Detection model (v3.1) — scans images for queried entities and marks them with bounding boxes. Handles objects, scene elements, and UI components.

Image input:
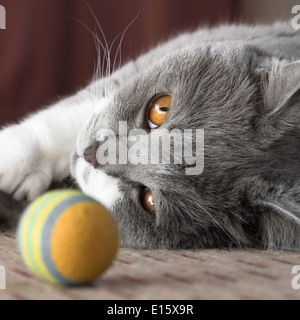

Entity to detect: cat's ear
[256,60,300,116]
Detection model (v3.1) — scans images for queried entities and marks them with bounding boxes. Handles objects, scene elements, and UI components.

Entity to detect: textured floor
[0,228,300,300]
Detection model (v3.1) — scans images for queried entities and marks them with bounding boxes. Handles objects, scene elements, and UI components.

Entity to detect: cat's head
[71,42,300,249]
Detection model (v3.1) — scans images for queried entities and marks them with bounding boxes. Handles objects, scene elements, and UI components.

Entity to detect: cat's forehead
[114,42,254,101]
[140,42,253,77]
[105,43,256,131]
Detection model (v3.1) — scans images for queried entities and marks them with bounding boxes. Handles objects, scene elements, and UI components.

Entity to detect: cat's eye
[147,95,171,129]
[142,188,156,216]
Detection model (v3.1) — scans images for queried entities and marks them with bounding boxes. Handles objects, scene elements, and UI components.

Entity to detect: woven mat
[0,229,300,300]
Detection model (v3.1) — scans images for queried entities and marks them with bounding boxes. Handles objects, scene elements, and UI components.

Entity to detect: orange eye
[142,189,156,216]
[148,95,171,128]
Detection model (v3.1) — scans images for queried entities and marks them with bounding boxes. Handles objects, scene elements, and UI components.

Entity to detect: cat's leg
[0,87,96,201]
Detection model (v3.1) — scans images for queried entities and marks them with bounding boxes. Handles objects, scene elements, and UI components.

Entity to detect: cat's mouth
[70,148,123,210]
[70,146,98,179]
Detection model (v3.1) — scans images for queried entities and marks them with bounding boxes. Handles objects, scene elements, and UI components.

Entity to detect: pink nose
[83,141,99,169]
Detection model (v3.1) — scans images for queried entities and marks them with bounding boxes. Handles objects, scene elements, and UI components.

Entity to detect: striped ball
[17,189,119,285]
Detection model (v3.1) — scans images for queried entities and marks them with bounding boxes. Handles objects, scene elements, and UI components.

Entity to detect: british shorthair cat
[0,22,299,250]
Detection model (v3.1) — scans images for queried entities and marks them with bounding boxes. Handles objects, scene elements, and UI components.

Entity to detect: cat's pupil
[159,107,169,112]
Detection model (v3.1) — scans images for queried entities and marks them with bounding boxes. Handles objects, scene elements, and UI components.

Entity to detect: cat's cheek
[74,158,122,210]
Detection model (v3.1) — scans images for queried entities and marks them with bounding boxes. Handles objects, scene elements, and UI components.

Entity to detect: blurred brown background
[0,0,298,125]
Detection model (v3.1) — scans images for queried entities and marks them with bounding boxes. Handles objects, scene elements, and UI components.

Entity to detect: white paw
[0,125,52,201]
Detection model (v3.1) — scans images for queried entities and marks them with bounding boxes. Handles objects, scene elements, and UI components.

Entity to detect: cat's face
[70,43,300,249]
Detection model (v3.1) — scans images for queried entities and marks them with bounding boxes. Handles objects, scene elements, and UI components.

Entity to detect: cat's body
[0,22,299,250]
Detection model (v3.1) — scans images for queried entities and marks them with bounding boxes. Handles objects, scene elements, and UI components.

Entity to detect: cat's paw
[0,125,52,201]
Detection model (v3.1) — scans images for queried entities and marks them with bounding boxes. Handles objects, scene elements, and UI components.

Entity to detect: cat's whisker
[86,3,120,99]
[69,16,107,58]
[75,5,140,98]
[69,179,78,190]
[86,4,110,72]
[92,37,102,103]
[68,15,108,102]
[112,10,141,75]
[197,203,239,246]
[95,33,104,80]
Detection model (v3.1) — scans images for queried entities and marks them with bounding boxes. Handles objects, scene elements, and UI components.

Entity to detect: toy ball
[17,189,119,286]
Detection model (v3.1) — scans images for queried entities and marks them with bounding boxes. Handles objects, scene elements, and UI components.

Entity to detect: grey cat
[0,22,299,250]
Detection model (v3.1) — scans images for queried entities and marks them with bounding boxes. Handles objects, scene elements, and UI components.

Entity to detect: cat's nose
[83,141,99,169]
